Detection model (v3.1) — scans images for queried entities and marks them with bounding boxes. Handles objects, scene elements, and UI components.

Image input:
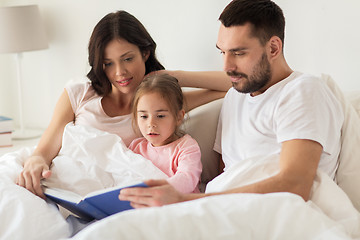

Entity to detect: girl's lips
[147,133,159,137]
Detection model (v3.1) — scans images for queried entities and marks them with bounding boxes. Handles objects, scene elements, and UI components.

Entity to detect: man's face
[216,23,272,96]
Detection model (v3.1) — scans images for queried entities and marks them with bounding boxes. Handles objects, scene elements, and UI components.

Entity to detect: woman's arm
[183,89,226,112]
[160,70,230,111]
[166,70,231,91]
[16,90,75,198]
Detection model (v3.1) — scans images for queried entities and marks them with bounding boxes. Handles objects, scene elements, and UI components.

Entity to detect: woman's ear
[177,109,185,126]
[143,50,150,61]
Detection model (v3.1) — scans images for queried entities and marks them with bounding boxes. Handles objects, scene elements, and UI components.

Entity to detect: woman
[16,10,230,198]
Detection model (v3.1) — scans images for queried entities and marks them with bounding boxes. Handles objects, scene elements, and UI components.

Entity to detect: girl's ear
[177,109,185,126]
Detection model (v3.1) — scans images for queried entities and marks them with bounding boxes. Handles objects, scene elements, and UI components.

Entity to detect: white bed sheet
[68,154,360,240]
[0,124,167,240]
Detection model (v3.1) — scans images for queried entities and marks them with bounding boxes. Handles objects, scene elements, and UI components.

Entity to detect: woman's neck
[101,91,134,117]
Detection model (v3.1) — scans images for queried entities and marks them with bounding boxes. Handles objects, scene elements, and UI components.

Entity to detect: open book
[44,182,147,221]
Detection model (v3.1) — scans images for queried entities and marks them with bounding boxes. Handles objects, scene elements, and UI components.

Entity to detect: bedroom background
[0,0,359,131]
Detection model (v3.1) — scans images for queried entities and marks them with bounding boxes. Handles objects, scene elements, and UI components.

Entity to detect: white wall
[0,0,359,129]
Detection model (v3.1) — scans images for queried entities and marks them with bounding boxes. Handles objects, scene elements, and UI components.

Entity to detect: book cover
[44,182,148,221]
[0,132,12,147]
[0,116,14,133]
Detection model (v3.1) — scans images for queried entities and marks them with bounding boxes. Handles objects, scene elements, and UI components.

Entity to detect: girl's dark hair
[219,0,285,46]
[132,74,185,138]
[87,10,165,96]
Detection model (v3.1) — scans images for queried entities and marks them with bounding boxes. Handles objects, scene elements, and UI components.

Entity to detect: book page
[43,187,83,203]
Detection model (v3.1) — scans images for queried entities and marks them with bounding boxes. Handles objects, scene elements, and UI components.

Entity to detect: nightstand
[0,137,40,157]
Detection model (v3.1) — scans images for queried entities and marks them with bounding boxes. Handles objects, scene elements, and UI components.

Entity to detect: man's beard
[227,52,272,94]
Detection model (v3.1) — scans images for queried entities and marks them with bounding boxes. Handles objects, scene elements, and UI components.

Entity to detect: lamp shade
[0,5,48,53]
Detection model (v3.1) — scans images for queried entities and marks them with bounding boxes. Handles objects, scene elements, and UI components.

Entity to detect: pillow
[322,74,360,212]
[182,99,223,192]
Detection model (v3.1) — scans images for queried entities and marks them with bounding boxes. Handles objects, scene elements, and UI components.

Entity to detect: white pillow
[322,74,360,212]
[182,99,223,192]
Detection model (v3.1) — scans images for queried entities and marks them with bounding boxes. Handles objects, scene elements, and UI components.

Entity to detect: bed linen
[0,124,167,240]
[68,154,360,240]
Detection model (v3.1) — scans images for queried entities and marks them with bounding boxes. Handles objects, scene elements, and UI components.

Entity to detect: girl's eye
[140,115,148,119]
[157,115,165,119]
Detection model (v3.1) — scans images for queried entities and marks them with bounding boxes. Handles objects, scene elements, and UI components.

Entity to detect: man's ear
[267,36,283,60]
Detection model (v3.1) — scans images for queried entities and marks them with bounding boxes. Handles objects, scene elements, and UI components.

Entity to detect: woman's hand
[16,155,52,199]
[119,179,185,208]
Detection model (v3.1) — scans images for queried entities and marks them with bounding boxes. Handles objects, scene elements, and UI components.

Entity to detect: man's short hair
[219,0,285,46]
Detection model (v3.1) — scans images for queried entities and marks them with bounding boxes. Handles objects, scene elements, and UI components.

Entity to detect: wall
[0,0,359,129]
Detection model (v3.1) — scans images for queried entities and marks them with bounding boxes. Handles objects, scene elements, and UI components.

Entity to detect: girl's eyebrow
[137,109,169,113]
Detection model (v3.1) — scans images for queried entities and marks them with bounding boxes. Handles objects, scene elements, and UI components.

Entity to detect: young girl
[128,74,202,194]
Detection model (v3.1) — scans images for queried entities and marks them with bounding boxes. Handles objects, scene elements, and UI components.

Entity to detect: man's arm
[119,139,322,207]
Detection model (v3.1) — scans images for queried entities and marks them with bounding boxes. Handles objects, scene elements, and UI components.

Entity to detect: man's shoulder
[284,72,326,90]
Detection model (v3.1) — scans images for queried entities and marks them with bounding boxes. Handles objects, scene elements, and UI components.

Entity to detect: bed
[0,74,359,240]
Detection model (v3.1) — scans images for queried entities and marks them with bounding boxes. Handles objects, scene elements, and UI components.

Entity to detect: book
[44,182,148,221]
[0,116,14,133]
[0,132,12,147]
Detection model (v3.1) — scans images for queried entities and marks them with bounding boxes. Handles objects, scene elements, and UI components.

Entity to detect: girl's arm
[16,90,75,198]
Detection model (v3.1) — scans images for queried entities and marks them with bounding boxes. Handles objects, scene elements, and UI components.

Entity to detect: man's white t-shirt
[214,71,343,179]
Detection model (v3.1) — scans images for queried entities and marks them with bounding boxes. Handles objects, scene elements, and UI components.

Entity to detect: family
[17,0,342,223]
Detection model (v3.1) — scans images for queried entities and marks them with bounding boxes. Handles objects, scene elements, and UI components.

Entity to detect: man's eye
[234,52,245,56]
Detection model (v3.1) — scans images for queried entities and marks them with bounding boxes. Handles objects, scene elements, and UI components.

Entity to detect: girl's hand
[16,155,52,199]
[119,179,185,208]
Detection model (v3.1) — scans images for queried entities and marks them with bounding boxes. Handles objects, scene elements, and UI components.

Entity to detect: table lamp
[0,5,48,139]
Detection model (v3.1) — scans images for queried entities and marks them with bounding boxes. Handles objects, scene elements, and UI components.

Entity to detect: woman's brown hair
[87,10,164,96]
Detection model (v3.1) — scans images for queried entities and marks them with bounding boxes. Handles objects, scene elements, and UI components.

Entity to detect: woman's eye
[103,62,112,67]
[124,57,133,62]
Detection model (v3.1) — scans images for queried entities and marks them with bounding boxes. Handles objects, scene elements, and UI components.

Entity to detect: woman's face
[103,38,149,95]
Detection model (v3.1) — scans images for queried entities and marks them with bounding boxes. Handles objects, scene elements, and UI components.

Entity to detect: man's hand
[119,179,185,208]
[16,155,51,199]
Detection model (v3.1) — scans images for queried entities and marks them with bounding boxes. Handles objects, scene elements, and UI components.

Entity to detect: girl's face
[103,38,149,95]
[136,92,184,147]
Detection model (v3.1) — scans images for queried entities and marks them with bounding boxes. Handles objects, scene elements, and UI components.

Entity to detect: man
[119,0,343,207]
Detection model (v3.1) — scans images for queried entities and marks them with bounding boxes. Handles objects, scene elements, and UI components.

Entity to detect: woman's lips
[117,77,132,86]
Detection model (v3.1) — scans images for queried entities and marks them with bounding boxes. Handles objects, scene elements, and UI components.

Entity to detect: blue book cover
[44,182,148,221]
[0,116,14,133]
